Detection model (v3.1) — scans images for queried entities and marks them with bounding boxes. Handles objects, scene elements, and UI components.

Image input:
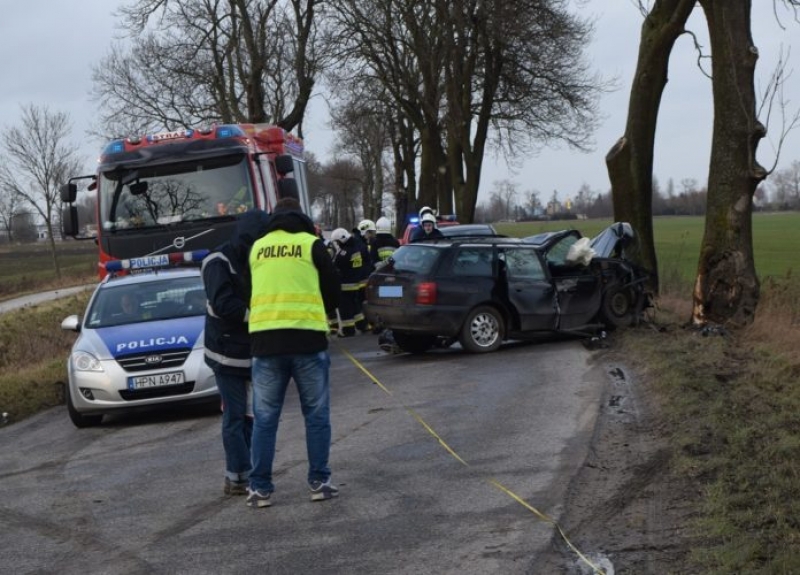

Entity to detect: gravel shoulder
[535,340,701,574]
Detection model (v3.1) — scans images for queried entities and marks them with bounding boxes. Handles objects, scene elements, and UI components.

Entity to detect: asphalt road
[0,284,96,315]
[0,333,609,575]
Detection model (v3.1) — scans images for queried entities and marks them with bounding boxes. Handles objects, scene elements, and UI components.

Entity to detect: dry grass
[618,280,800,574]
[0,291,91,423]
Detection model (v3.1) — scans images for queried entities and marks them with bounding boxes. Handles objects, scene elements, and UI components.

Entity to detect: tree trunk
[693,0,764,327]
[46,222,62,280]
[605,0,695,292]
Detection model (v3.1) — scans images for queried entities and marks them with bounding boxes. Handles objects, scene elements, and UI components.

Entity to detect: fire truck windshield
[99,154,254,231]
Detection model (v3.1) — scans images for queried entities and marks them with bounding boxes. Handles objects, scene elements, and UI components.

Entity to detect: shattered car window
[390,245,440,274]
[501,248,546,281]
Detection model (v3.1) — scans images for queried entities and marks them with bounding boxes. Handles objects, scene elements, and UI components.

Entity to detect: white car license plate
[378,285,403,298]
[128,371,185,390]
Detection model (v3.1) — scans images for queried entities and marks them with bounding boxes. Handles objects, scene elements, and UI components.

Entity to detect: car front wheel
[67,386,103,428]
[599,284,637,329]
[459,306,504,353]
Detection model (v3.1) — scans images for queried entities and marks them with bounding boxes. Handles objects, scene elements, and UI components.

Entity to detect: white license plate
[378,285,403,298]
[128,371,185,390]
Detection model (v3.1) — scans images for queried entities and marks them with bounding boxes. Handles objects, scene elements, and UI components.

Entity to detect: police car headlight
[73,351,104,372]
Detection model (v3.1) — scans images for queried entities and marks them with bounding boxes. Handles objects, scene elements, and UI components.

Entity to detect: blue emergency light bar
[103,249,209,273]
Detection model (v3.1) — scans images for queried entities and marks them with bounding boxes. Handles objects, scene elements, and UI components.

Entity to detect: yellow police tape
[336,343,607,575]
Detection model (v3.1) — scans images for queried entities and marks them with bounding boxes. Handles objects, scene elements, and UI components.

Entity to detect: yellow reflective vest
[249,230,328,333]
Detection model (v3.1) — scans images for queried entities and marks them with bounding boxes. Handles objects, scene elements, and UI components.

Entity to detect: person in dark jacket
[410,212,445,242]
[202,209,270,496]
[371,216,400,265]
[246,197,341,507]
[329,227,372,336]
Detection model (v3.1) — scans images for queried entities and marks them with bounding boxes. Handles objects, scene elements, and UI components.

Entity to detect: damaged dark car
[363,222,651,354]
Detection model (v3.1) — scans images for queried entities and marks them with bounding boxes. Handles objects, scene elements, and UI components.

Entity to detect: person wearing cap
[202,209,270,496]
[410,212,445,242]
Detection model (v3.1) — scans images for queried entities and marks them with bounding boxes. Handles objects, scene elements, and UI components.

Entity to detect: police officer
[246,198,340,507]
[202,210,270,496]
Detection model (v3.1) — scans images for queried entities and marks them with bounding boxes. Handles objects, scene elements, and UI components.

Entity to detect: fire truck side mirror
[62,205,80,237]
[60,183,77,203]
[275,154,295,176]
[277,178,299,201]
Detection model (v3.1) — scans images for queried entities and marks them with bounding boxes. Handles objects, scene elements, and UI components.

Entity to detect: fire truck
[61,124,311,277]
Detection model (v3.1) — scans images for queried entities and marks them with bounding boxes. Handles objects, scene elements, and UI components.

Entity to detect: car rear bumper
[364,303,463,336]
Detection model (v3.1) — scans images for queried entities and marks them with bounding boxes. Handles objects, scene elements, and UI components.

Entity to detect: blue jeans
[214,370,253,482]
[249,351,332,493]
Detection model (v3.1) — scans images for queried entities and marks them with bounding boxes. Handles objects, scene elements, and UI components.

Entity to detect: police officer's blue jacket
[202,210,270,376]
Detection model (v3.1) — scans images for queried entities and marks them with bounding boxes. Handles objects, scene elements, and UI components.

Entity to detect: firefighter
[410,212,445,242]
[329,227,371,336]
[372,216,400,266]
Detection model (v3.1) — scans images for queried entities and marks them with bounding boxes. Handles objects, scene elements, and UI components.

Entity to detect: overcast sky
[2,1,798,205]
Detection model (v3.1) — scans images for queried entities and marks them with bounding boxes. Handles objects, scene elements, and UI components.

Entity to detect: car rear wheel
[459,306,504,353]
[67,387,103,428]
[599,284,637,329]
[392,331,437,354]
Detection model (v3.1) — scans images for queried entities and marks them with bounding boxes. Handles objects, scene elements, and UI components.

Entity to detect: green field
[494,212,799,285]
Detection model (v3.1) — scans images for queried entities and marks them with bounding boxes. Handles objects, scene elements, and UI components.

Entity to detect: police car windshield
[86,276,206,328]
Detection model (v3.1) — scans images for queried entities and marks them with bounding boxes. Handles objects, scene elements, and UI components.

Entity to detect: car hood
[590,222,636,258]
[80,316,205,359]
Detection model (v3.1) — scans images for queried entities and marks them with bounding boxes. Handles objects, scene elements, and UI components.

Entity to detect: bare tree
[691,0,764,327]
[607,0,799,328]
[92,0,325,137]
[329,0,601,223]
[313,157,364,228]
[0,184,24,242]
[605,0,696,290]
[0,105,84,278]
[330,101,392,220]
[768,160,800,208]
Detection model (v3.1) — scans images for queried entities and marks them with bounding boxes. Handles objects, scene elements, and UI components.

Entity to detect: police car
[60,252,217,427]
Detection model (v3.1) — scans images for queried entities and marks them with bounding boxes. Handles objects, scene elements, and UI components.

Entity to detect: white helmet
[420,212,437,224]
[419,206,436,218]
[330,228,351,244]
[357,219,376,235]
[375,216,392,233]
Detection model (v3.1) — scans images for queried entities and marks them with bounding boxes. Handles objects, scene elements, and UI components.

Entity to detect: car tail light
[415,282,437,305]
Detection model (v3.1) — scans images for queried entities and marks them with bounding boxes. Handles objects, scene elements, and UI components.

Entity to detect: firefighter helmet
[419,206,436,218]
[358,219,376,235]
[375,217,392,233]
[420,213,437,224]
[330,228,351,244]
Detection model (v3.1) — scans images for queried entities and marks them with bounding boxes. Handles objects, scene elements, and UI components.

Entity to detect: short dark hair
[274,197,302,212]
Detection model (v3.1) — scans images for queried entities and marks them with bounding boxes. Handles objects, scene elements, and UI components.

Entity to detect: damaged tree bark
[693,1,764,327]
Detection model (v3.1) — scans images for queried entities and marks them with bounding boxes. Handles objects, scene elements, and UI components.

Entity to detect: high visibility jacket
[249,230,328,333]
